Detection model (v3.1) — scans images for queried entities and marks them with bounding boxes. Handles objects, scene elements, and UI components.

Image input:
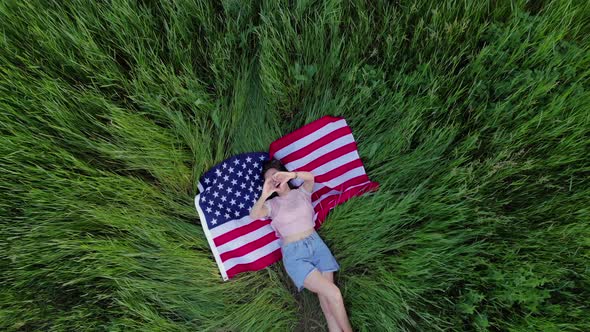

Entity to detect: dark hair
[261,158,297,200]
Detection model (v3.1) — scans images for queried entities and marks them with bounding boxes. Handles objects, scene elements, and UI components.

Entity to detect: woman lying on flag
[249,159,353,332]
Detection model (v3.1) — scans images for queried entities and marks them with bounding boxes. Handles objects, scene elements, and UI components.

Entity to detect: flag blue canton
[197,152,269,229]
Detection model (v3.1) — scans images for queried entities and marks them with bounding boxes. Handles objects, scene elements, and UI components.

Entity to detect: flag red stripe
[219,231,279,262]
[226,248,283,279]
[291,141,360,174]
[213,219,270,247]
[315,181,380,226]
[314,159,368,183]
[311,175,375,215]
[311,174,369,202]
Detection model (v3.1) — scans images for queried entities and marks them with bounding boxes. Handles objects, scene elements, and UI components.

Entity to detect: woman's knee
[326,284,343,304]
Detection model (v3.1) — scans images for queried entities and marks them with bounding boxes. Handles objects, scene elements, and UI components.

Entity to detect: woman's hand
[262,178,279,198]
[272,171,296,187]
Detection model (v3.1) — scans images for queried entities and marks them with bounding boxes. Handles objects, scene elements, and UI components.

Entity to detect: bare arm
[249,179,275,220]
[270,170,315,191]
[249,197,269,220]
[292,171,315,193]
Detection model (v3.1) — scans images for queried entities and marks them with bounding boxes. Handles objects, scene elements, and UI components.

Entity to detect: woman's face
[264,168,289,195]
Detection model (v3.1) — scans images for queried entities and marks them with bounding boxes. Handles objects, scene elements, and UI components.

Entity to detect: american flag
[194,115,379,281]
[269,116,380,228]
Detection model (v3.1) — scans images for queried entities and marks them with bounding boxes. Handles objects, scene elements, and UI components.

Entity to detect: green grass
[1,0,589,331]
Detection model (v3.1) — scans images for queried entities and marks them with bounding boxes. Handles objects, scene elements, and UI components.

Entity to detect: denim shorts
[281,230,340,292]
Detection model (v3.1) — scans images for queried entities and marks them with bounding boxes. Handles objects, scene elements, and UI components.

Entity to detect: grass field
[1,0,589,331]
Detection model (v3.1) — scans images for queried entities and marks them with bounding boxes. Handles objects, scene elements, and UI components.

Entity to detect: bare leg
[317,271,341,332]
[303,269,353,332]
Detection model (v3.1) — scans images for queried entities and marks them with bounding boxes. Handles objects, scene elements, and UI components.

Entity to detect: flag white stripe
[273,119,349,160]
[312,149,359,174]
[278,133,355,170]
[287,147,358,179]
[223,240,281,271]
[209,214,267,238]
[217,227,278,254]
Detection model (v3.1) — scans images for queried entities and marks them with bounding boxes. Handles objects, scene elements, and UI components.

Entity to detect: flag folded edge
[195,182,230,281]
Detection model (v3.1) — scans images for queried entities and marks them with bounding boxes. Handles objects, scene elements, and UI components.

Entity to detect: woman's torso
[282,228,315,245]
[268,187,315,245]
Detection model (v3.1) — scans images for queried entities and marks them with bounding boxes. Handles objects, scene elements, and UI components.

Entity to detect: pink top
[263,186,315,238]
